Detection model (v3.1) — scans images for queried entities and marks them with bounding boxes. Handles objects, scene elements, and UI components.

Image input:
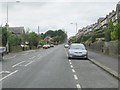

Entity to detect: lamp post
[70,22,78,42]
[6,1,20,53]
[6,1,9,53]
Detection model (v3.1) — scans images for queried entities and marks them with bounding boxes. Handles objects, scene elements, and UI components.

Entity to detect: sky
[0,0,119,37]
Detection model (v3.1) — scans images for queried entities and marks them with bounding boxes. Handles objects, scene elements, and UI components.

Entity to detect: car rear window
[70,44,85,50]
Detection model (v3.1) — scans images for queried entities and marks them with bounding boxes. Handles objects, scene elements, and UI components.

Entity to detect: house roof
[9,27,24,34]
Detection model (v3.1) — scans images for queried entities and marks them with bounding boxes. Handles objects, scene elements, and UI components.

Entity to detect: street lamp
[6,1,20,53]
[70,22,78,42]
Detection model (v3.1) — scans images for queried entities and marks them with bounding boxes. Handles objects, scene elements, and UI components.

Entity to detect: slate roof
[9,27,25,34]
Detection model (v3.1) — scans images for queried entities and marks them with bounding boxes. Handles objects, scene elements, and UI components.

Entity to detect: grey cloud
[0,1,119,37]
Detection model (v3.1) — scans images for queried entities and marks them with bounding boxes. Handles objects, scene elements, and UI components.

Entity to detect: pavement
[88,50,119,79]
[0,45,118,89]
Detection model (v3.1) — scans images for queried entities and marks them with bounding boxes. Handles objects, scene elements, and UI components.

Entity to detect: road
[0,45,118,89]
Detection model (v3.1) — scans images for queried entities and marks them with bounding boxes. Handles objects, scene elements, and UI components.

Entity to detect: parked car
[0,47,6,60]
[37,45,42,48]
[64,44,69,48]
[43,45,49,49]
[67,43,88,59]
[50,44,54,47]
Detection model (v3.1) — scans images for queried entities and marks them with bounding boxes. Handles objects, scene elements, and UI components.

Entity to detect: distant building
[44,36,53,43]
[75,2,119,39]
[116,1,120,20]
[9,27,25,35]
[108,10,117,25]
[76,29,84,38]
[100,15,108,29]
[97,17,105,30]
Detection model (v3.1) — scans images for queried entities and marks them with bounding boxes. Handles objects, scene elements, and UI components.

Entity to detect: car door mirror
[68,47,70,49]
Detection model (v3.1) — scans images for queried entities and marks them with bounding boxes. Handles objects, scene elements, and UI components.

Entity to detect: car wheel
[68,56,71,59]
[85,56,88,59]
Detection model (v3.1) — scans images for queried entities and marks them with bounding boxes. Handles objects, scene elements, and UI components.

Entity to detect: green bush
[38,40,46,46]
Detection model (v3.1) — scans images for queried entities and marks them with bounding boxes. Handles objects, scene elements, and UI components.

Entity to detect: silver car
[68,43,88,59]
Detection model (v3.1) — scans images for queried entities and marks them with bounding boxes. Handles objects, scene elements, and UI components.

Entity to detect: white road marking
[76,84,81,88]
[29,56,35,59]
[72,69,75,73]
[69,60,71,62]
[70,65,73,68]
[25,61,33,66]
[0,71,4,74]
[5,55,16,59]
[3,71,11,74]
[0,70,18,81]
[74,75,78,80]
[12,61,25,67]
[70,62,72,65]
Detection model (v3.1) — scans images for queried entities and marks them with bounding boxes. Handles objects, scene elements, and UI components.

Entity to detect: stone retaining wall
[86,40,119,57]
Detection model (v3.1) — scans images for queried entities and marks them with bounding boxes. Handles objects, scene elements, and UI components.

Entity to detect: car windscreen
[70,45,85,50]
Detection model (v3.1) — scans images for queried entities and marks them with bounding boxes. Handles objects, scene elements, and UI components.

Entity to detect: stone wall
[86,40,119,57]
[9,46,29,53]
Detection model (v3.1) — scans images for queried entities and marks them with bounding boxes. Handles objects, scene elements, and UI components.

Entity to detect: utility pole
[6,1,20,53]
[6,1,9,53]
[70,22,78,42]
[38,26,40,34]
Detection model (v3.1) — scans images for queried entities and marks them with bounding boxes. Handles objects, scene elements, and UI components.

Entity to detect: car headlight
[82,51,87,55]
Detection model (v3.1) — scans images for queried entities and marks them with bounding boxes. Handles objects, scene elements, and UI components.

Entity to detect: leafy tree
[111,29,116,40]
[105,18,113,41]
[43,29,67,44]
[38,40,46,46]
[28,32,39,48]
[69,36,76,43]
[0,26,7,46]
[108,18,114,32]
[8,31,21,46]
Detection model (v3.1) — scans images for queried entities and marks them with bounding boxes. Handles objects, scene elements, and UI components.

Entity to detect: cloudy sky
[0,0,119,37]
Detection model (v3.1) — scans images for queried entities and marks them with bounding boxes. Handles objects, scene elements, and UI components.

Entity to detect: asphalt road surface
[0,44,118,89]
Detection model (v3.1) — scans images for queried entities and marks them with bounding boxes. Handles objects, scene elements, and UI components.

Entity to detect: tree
[0,26,7,46]
[69,36,76,43]
[28,32,39,48]
[8,31,21,46]
[42,29,67,44]
[105,18,113,41]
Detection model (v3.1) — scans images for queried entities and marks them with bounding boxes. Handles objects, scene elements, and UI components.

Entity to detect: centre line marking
[0,70,18,81]
[69,60,71,62]
[70,62,72,65]
[12,61,25,67]
[72,69,75,73]
[25,61,33,66]
[76,84,81,88]
[70,65,73,68]
[74,75,78,80]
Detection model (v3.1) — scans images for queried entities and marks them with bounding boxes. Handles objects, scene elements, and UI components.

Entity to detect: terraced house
[76,1,119,38]
[116,1,120,19]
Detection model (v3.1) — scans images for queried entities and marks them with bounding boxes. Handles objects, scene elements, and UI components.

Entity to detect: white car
[64,44,69,48]
[68,43,88,59]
